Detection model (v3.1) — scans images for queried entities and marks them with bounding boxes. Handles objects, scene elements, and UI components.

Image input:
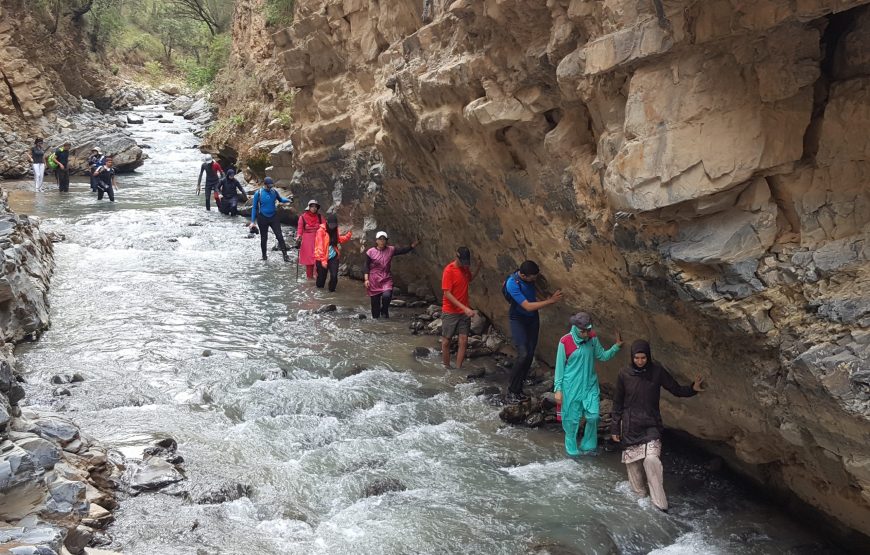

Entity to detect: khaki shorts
[442,312,471,338]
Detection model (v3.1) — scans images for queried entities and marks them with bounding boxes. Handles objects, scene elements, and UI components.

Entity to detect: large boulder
[47,130,144,174]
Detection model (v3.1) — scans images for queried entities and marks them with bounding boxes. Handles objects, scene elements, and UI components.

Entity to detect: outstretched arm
[593,333,622,362]
[660,366,700,398]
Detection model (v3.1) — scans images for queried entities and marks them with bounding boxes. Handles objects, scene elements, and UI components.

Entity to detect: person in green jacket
[554,312,622,456]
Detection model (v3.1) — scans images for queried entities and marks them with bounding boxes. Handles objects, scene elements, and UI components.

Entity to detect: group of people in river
[26,138,118,200]
[436,246,705,511]
[197,159,704,513]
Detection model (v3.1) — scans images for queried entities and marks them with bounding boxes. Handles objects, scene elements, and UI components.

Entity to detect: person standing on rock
[611,340,704,512]
[250,177,291,262]
[52,141,71,192]
[27,138,46,192]
[196,155,223,211]
[314,213,353,292]
[217,169,247,216]
[440,247,481,369]
[87,148,105,193]
[93,156,118,202]
[503,260,563,404]
[296,200,323,279]
[554,312,622,456]
[365,231,419,318]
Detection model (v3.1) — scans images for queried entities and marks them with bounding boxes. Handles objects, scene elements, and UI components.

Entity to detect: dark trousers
[316,257,339,291]
[509,314,540,394]
[90,174,98,192]
[370,289,393,318]
[205,182,219,210]
[97,185,114,202]
[220,197,238,216]
[257,214,286,258]
[56,168,69,192]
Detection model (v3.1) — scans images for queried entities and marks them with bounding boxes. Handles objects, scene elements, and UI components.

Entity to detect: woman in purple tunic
[364,231,419,318]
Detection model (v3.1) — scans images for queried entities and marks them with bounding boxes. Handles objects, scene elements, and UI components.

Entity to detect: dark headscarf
[630,339,652,372]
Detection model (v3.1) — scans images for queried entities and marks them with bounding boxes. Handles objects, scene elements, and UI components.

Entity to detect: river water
[7,106,840,554]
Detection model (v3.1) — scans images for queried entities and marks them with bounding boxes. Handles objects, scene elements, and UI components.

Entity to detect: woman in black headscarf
[610,340,704,511]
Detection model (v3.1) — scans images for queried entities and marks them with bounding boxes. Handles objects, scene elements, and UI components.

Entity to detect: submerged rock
[362,477,406,498]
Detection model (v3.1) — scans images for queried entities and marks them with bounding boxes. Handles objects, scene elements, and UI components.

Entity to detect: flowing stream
[8,106,840,555]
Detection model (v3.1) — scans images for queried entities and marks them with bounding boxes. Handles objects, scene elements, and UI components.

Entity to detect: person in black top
[610,340,704,512]
[217,169,247,216]
[27,138,46,192]
[196,155,223,211]
[94,156,118,202]
[53,142,71,192]
[87,148,104,192]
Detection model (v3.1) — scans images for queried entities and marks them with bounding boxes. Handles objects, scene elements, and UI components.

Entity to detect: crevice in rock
[802,10,855,160]
[0,68,25,119]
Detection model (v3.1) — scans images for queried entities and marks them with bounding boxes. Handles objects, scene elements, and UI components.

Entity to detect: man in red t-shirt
[440,246,481,369]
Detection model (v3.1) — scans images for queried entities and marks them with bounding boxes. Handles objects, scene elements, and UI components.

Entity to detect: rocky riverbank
[0,190,128,554]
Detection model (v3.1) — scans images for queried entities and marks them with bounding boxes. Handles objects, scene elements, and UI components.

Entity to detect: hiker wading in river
[611,339,704,512]
[365,232,419,318]
[314,213,352,292]
[554,312,622,456]
[440,247,481,369]
[28,138,46,192]
[296,199,323,280]
[249,177,291,262]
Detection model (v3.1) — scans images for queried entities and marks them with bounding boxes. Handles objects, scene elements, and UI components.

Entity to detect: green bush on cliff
[265,0,295,26]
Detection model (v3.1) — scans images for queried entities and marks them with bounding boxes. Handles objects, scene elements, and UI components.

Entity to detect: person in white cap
[87,147,104,192]
[364,232,419,318]
[296,199,322,279]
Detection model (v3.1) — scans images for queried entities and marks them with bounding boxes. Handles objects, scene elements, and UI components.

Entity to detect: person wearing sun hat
[553,312,622,456]
[364,231,419,318]
[296,199,322,279]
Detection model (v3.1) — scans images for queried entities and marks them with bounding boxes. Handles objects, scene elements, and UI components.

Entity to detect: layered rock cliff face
[220,0,870,539]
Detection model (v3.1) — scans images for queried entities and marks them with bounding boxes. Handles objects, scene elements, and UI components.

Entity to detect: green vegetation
[274,89,296,127]
[33,0,235,89]
[265,0,295,26]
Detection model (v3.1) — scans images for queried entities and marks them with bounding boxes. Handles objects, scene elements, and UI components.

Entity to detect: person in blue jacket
[249,177,291,261]
[554,312,622,456]
[503,260,563,404]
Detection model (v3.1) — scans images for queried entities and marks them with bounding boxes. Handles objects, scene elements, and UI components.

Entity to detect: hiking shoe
[505,392,530,405]
[282,253,290,262]
[261,255,267,261]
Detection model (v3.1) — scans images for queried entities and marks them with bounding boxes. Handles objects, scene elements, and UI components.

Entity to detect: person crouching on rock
[249,177,291,262]
[93,156,118,202]
[610,340,704,512]
[554,312,622,456]
[296,199,322,280]
[218,169,247,216]
[314,213,352,292]
[365,231,419,318]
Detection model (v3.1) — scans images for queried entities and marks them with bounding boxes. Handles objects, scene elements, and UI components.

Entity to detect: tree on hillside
[166,0,232,36]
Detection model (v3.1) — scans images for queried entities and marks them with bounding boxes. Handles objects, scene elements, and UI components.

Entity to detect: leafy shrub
[265,0,296,26]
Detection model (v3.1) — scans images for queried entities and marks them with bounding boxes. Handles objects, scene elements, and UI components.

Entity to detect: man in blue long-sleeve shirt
[250,177,291,261]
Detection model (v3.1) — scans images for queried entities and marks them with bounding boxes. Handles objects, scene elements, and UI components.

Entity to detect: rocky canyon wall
[219,0,870,541]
